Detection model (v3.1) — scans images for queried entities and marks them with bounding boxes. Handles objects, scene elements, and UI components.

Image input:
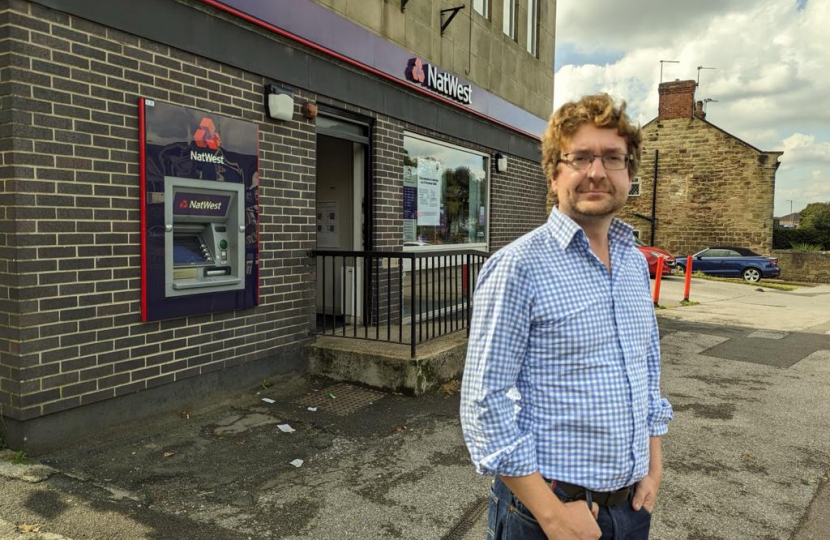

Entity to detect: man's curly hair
[541,94,642,182]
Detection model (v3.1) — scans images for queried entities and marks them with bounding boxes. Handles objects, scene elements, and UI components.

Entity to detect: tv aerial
[702,97,718,112]
[659,60,680,83]
[697,66,716,85]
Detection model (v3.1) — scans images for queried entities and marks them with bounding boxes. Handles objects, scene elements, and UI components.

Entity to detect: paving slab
[656,277,830,333]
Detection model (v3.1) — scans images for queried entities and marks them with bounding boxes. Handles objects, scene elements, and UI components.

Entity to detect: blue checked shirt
[460,207,673,491]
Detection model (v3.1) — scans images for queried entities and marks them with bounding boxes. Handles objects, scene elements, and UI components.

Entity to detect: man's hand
[540,501,601,540]
[631,473,660,513]
[633,436,664,513]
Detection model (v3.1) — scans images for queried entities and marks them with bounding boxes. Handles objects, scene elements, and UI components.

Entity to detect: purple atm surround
[140,98,260,322]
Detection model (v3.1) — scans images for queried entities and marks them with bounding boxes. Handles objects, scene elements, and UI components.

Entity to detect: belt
[548,479,631,507]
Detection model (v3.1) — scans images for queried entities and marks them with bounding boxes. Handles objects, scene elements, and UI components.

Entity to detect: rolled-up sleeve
[645,286,673,437]
[460,252,538,477]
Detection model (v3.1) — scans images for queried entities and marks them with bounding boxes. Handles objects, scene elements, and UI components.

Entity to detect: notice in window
[417,159,442,226]
[317,200,338,248]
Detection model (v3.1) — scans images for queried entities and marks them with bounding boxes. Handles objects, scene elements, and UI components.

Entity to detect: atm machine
[140,99,259,322]
[164,177,245,297]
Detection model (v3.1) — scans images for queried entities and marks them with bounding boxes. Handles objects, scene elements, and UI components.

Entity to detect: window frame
[473,0,489,19]
[629,176,641,197]
[402,132,491,253]
[503,0,516,40]
[526,0,538,56]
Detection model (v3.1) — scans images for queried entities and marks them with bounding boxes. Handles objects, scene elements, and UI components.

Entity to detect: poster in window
[403,219,416,243]
[416,159,441,226]
[403,165,418,220]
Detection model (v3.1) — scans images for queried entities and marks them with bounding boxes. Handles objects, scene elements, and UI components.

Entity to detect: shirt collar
[546,206,635,251]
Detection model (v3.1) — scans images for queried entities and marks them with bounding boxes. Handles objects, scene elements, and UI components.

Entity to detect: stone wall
[309,0,555,120]
[618,117,780,257]
[772,250,830,283]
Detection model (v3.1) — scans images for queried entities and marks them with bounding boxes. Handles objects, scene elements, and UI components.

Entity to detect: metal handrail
[311,249,490,357]
[311,249,491,258]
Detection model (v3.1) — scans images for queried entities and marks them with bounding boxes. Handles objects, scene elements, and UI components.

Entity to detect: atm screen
[173,236,207,265]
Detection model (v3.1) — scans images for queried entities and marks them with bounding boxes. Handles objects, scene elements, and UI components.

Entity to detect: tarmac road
[1,278,829,540]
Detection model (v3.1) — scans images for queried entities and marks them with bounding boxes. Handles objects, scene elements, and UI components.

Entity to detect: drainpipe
[650,149,658,247]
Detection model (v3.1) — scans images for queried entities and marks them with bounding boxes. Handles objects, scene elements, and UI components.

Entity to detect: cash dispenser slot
[164,177,246,297]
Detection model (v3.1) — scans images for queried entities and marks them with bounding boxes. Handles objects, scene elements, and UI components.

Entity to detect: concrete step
[309,331,468,395]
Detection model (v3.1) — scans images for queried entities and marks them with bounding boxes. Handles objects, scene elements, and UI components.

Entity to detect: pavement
[1,276,830,539]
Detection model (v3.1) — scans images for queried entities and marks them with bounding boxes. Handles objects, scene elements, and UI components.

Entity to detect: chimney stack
[658,79,697,121]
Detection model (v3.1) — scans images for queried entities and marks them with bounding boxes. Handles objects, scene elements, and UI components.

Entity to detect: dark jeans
[486,477,651,540]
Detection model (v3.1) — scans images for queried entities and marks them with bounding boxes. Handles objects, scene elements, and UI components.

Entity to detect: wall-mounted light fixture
[495,153,507,173]
[264,83,294,121]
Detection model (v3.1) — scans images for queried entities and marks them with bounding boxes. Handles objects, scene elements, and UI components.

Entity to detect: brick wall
[658,80,697,121]
[490,153,548,250]
[618,117,780,257]
[0,0,318,422]
[0,0,547,426]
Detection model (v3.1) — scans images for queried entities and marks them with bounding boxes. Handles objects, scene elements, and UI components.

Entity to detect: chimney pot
[694,100,706,120]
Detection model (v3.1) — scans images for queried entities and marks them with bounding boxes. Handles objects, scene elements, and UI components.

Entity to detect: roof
[707,246,761,256]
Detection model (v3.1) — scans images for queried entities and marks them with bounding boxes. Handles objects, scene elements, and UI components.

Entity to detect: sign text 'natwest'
[407,58,472,105]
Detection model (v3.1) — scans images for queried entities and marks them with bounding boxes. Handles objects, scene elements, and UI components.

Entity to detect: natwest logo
[178,198,223,211]
[173,192,230,217]
[193,117,221,150]
[187,199,222,211]
[406,58,472,105]
[191,117,225,164]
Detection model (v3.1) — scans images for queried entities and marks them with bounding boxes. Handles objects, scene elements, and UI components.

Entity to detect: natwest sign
[172,192,230,217]
[406,58,472,105]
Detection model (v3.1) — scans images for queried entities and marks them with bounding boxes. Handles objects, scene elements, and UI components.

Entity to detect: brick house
[0,0,555,451]
[618,80,782,257]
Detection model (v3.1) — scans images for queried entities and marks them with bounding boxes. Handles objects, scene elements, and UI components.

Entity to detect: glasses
[559,152,632,171]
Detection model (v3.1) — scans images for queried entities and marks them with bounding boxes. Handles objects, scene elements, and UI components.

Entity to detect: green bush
[791,243,823,252]
[773,228,830,250]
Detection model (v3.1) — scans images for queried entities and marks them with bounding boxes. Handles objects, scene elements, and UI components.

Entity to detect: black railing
[312,249,490,357]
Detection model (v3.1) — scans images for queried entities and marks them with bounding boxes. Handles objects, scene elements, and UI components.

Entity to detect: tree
[799,202,830,231]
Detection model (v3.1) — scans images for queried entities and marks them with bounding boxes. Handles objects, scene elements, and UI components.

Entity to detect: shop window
[629,176,641,197]
[473,0,489,19]
[526,0,538,56]
[402,134,489,249]
[503,0,516,39]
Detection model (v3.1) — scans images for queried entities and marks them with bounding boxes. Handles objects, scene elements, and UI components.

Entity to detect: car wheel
[676,264,685,275]
[742,268,761,283]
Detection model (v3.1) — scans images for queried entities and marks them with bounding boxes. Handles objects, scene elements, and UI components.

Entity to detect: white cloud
[554,0,830,217]
[779,134,830,165]
[555,0,830,139]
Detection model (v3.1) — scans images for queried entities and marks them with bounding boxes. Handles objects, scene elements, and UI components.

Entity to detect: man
[460,94,673,540]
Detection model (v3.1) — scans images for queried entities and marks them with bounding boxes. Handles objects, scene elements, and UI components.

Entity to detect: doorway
[315,113,370,328]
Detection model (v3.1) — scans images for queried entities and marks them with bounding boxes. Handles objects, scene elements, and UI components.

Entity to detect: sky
[553,0,829,217]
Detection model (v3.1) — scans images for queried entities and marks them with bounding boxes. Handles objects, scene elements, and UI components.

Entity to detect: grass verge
[1,450,28,465]
[686,271,797,291]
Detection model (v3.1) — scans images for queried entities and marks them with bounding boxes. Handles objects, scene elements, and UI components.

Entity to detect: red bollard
[683,255,693,302]
[653,256,665,307]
